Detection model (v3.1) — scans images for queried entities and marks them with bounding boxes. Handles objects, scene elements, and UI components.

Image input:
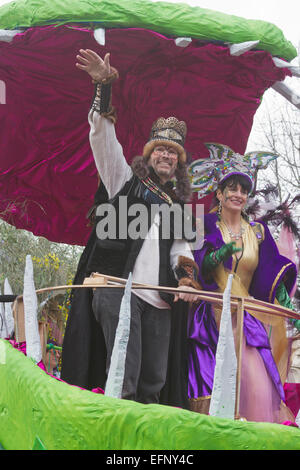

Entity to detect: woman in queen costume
[188,143,298,423]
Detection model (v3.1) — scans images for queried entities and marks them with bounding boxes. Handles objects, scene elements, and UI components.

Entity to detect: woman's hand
[174,285,201,303]
[76,49,111,82]
[217,241,242,262]
[203,241,242,273]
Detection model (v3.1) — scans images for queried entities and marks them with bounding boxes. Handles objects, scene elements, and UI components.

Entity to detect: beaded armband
[91,67,119,123]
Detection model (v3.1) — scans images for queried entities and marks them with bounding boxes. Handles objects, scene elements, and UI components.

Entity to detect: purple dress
[188,213,297,422]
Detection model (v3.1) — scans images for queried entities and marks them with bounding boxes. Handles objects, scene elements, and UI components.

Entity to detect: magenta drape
[0,25,290,244]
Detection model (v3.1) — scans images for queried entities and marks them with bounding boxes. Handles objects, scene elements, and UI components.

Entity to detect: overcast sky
[0,0,299,50]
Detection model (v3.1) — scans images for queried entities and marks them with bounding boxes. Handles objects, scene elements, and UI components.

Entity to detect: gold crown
[143,116,187,163]
[151,117,187,143]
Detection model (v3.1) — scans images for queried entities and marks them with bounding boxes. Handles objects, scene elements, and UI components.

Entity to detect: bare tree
[248,88,300,204]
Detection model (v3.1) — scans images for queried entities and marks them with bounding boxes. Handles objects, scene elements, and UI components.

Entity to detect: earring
[241,197,249,222]
[217,200,222,220]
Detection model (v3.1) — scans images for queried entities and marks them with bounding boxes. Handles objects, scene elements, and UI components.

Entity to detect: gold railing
[11,272,300,419]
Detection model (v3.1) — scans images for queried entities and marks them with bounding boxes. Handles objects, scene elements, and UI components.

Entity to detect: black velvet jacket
[61,176,190,408]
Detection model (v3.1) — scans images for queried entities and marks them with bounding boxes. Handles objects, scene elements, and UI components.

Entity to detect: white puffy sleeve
[88,109,133,199]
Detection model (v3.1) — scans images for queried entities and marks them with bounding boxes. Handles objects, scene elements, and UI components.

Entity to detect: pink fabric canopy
[284,383,300,419]
[0,25,290,245]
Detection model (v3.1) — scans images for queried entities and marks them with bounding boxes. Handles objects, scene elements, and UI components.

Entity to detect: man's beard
[153,161,176,180]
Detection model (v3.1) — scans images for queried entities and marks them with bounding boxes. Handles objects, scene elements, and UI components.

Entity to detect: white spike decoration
[23,255,42,363]
[229,40,260,56]
[94,28,105,46]
[0,289,6,339]
[272,81,300,109]
[175,37,192,47]
[272,57,300,77]
[209,274,237,419]
[0,339,5,364]
[105,273,132,398]
[296,409,300,427]
[0,29,22,43]
[4,279,14,338]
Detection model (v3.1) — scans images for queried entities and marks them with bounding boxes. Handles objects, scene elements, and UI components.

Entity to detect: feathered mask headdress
[188,143,279,198]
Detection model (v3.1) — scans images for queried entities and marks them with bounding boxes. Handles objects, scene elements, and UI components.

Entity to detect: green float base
[0,339,299,450]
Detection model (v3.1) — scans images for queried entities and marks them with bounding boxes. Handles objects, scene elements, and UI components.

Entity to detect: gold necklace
[222,219,245,240]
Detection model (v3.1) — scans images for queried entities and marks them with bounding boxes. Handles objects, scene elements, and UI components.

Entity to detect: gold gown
[191,218,294,422]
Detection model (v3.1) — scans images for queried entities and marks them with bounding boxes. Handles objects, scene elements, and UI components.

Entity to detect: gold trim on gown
[190,218,293,421]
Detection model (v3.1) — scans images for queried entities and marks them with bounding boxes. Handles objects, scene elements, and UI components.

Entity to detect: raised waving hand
[76,49,111,82]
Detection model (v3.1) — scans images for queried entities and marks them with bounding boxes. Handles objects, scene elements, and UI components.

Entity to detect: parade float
[0,0,300,450]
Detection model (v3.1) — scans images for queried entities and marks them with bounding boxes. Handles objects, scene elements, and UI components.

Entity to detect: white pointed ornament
[105,273,132,398]
[23,255,42,363]
[209,274,237,419]
[4,278,14,338]
[0,289,6,339]
[229,40,259,56]
[94,28,105,46]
